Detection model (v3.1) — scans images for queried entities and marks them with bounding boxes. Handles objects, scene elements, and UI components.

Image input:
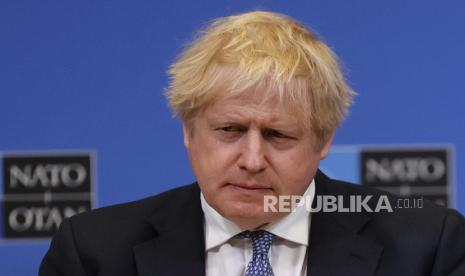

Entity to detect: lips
[228,182,271,190]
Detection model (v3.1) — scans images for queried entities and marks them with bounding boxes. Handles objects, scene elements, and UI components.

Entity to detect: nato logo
[321,145,454,207]
[1,152,95,240]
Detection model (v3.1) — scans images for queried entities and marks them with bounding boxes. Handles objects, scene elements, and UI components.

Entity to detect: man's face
[183,90,333,229]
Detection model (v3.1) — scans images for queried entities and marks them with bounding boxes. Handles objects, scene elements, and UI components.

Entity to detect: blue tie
[240,230,275,276]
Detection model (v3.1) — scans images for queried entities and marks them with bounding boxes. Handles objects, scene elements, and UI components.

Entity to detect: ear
[319,133,334,160]
[182,123,190,148]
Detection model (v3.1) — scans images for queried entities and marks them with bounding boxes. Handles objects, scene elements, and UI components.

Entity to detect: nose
[237,130,267,173]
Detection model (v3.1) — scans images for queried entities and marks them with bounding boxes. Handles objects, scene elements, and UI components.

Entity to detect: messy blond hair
[166,11,355,142]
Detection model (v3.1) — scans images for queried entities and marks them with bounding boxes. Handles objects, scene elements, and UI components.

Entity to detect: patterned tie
[240,230,275,276]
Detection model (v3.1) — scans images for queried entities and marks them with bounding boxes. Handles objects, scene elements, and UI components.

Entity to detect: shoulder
[61,183,200,257]
[68,183,199,232]
[318,171,465,271]
[40,183,200,275]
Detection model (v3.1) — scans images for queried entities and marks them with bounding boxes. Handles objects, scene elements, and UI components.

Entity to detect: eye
[214,125,246,142]
[218,126,245,133]
[263,129,289,139]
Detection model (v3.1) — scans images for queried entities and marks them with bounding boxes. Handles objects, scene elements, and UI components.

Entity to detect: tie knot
[240,230,275,255]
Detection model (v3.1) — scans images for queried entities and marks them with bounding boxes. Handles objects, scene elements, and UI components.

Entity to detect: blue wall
[1,1,464,275]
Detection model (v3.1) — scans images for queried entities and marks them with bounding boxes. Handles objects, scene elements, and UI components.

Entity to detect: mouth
[227,182,273,192]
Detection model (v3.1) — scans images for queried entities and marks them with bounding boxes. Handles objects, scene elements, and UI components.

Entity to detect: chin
[217,200,277,229]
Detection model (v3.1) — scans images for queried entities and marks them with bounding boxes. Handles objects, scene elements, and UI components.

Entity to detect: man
[40,11,465,276]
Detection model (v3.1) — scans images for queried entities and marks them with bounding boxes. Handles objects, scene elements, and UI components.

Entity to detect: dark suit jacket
[40,171,465,276]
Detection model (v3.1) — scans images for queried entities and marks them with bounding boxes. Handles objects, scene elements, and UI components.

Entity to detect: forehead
[201,89,304,127]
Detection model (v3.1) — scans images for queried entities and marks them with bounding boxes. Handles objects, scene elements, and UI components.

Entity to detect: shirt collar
[201,192,243,250]
[264,180,314,246]
[201,180,315,250]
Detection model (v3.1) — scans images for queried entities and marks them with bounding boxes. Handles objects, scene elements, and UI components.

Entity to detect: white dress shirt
[201,180,315,276]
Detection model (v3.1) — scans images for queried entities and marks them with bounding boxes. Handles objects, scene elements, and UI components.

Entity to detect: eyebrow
[206,112,302,134]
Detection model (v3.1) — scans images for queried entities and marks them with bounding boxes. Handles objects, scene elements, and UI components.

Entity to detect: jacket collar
[307,171,384,275]
[133,184,206,276]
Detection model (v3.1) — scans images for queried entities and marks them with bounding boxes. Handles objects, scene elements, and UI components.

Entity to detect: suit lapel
[131,173,385,275]
[307,171,384,276]
[133,184,206,276]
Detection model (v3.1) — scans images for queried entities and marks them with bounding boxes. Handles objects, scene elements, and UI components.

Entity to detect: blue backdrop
[1,1,464,275]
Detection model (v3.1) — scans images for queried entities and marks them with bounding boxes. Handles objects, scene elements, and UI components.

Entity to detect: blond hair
[166,11,356,142]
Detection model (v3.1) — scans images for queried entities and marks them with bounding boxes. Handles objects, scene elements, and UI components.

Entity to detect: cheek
[272,147,319,193]
[189,137,237,185]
